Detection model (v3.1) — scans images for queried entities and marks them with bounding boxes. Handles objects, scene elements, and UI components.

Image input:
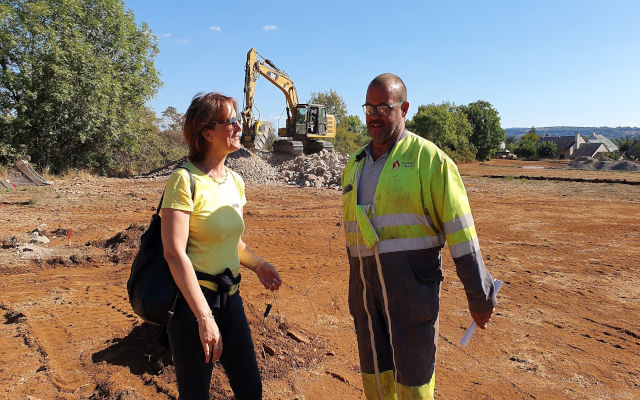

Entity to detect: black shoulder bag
[127,166,195,326]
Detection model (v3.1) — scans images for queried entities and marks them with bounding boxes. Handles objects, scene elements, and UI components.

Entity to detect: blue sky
[124,0,640,129]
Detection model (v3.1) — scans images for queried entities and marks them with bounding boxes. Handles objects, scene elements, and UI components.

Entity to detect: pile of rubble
[1,224,55,259]
[569,156,640,172]
[270,150,348,190]
[135,147,351,190]
[225,148,279,184]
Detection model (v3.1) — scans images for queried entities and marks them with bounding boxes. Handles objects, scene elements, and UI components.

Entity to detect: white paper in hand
[460,279,502,346]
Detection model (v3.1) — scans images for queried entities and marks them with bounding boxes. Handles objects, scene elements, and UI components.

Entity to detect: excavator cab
[293,104,328,138]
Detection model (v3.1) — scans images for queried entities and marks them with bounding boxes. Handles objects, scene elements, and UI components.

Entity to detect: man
[341,73,496,399]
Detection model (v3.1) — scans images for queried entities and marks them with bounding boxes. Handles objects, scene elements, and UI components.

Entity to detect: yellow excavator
[241,48,335,155]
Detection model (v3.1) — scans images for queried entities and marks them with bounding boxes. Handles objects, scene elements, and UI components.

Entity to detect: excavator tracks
[274,139,304,156]
[304,140,333,154]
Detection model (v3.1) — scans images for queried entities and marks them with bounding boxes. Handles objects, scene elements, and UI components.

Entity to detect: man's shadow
[92,323,173,375]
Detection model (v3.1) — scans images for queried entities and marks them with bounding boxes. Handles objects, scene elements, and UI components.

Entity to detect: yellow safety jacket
[342,131,495,313]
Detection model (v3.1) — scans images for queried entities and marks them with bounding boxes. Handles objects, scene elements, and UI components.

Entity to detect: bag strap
[155,165,195,215]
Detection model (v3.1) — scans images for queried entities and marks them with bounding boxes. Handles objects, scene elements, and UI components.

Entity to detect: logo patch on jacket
[392,160,414,170]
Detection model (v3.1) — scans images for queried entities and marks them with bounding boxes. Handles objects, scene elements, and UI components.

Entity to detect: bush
[536,141,558,159]
[515,141,536,158]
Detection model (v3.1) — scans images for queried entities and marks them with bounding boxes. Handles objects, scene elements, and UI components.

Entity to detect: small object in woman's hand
[263,303,272,318]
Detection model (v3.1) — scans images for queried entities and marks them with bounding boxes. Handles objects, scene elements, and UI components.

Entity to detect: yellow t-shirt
[161,163,246,291]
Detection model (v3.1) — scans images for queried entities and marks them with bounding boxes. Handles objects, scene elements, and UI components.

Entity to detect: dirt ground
[1,160,639,399]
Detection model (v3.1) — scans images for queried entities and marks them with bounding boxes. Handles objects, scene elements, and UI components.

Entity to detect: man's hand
[470,309,494,329]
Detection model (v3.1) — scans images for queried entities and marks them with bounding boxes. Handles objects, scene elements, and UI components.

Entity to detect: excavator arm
[242,48,299,149]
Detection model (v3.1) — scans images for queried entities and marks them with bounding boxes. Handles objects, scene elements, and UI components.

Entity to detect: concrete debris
[136,147,351,190]
[30,231,50,245]
[5,158,54,187]
[33,224,48,234]
[225,148,279,184]
[19,244,54,259]
[273,150,348,190]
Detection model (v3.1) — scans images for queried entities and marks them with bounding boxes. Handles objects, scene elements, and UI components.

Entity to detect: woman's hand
[198,313,222,363]
[255,261,282,291]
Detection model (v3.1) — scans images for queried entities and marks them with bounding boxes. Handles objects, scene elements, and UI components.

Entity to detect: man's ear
[401,101,410,117]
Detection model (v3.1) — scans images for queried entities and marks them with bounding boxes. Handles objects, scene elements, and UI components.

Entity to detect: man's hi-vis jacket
[342,131,496,313]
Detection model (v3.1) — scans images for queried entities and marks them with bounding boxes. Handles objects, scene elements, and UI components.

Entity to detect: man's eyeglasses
[362,101,405,116]
[214,116,242,126]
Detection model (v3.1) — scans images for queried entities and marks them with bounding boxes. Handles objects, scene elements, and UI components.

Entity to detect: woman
[161,92,281,399]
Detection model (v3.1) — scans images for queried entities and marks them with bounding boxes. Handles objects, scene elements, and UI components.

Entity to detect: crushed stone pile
[569,156,640,172]
[267,150,348,190]
[134,148,351,190]
[225,148,279,184]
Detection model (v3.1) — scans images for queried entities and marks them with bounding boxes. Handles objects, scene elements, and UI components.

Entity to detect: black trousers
[167,289,262,400]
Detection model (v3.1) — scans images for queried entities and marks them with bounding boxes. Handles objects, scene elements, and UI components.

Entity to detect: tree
[515,141,536,158]
[536,141,558,159]
[308,89,347,124]
[616,137,636,152]
[307,88,366,154]
[160,106,184,132]
[521,127,540,144]
[0,0,161,173]
[505,136,517,145]
[407,102,476,162]
[332,115,369,155]
[460,100,506,161]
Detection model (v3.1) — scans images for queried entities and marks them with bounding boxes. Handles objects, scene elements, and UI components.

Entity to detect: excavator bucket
[243,121,271,151]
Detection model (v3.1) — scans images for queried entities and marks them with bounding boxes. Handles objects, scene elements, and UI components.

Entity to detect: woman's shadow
[92,323,173,375]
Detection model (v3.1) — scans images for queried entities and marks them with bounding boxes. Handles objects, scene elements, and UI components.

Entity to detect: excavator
[241,48,335,155]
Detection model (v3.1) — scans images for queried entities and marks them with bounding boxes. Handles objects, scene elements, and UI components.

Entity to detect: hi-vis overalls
[342,131,496,400]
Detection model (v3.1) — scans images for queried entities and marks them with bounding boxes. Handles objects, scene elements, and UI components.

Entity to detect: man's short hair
[369,73,407,103]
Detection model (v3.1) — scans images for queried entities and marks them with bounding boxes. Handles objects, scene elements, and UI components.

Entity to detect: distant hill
[505,126,640,139]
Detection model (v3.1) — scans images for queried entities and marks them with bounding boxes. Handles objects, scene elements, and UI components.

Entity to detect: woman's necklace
[207,168,227,184]
[195,161,227,184]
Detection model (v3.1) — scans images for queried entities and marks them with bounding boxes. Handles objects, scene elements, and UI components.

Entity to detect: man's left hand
[470,309,494,329]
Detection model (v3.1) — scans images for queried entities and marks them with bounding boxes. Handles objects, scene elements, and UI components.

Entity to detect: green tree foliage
[407,103,476,162]
[615,137,636,152]
[514,140,536,158]
[460,100,506,161]
[309,89,347,124]
[505,136,517,146]
[521,127,540,144]
[307,89,367,155]
[332,115,369,155]
[0,0,161,174]
[535,141,558,159]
